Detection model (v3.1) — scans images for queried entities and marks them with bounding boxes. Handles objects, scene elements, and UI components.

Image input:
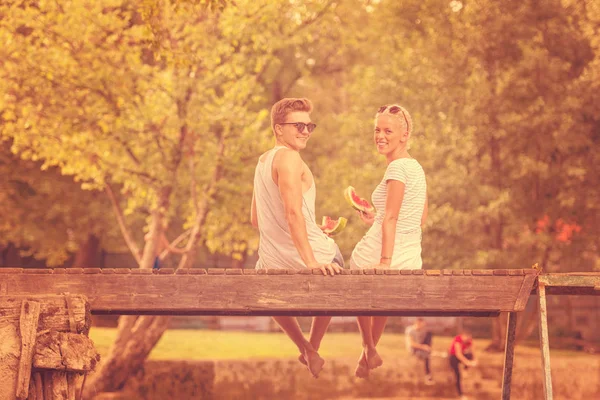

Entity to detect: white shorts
[350,231,422,270]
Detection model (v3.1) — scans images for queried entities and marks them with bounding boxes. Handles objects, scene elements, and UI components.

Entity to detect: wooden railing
[1,267,598,400]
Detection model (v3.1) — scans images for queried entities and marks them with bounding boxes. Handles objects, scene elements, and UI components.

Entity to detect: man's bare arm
[276,150,339,275]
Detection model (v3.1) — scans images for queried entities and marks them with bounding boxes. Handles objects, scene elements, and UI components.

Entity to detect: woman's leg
[372,316,388,346]
[272,316,324,377]
[355,316,384,377]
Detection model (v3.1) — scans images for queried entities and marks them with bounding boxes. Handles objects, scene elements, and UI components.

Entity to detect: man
[405,318,434,384]
[251,98,343,378]
[449,328,478,400]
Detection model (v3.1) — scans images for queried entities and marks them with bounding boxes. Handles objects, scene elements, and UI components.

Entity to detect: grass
[89,328,591,361]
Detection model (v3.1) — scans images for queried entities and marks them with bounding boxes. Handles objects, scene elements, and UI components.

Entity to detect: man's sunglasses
[278,122,317,133]
[378,105,409,130]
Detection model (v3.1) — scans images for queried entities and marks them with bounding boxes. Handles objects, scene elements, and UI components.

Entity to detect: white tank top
[254,147,337,269]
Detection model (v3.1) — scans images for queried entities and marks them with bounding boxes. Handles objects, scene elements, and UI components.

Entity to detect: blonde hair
[271,98,313,132]
[376,104,413,149]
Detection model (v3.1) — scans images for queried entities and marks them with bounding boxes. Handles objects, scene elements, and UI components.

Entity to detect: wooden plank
[207,268,225,275]
[538,274,600,295]
[48,371,69,400]
[0,295,90,333]
[225,269,243,275]
[2,274,532,316]
[472,269,493,275]
[0,321,20,400]
[66,269,84,274]
[101,268,116,274]
[82,268,102,274]
[514,274,537,311]
[501,312,518,400]
[113,269,131,274]
[538,284,554,400]
[0,268,24,274]
[23,269,52,274]
[131,269,152,275]
[33,332,100,372]
[67,373,78,400]
[16,300,41,400]
[26,372,43,400]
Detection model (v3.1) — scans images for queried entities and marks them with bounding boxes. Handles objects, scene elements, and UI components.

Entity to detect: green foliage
[0,0,598,272]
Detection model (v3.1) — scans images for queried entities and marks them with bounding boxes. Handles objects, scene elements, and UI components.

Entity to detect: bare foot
[298,353,307,366]
[364,346,383,369]
[304,350,325,378]
[354,350,370,379]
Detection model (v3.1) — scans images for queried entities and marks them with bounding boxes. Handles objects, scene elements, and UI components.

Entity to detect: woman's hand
[366,262,390,269]
[357,210,375,226]
[318,225,333,237]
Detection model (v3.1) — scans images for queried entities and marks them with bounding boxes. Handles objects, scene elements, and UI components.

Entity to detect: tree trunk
[82,189,172,399]
[72,234,100,268]
[84,120,226,398]
[81,316,170,398]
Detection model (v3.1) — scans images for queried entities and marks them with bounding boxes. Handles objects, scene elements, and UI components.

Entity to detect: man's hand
[308,262,343,276]
[357,210,375,226]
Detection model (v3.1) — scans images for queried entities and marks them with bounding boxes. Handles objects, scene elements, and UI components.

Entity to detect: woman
[349,104,428,378]
[449,329,478,400]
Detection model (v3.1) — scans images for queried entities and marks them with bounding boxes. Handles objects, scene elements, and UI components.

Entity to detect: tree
[0,141,126,267]
[0,0,358,395]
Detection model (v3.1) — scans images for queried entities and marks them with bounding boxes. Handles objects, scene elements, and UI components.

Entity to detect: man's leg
[422,331,433,379]
[309,316,332,350]
[450,355,462,395]
[298,316,332,365]
[272,316,324,377]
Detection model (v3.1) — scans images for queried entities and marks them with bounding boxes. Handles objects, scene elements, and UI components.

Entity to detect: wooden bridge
[1,267,598,400]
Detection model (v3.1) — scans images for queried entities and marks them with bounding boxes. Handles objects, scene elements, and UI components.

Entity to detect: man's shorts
[332,243,344,268]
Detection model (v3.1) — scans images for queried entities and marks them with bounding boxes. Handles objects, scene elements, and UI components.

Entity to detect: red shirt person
[448,330,477,399]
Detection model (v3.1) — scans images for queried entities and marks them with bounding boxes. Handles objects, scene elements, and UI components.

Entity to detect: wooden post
[501,312,518,400]
[538,283,553,400]
[16,300,41,400]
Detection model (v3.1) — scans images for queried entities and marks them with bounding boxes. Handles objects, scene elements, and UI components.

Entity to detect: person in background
[405,317,434,384]
[449,329,478,400]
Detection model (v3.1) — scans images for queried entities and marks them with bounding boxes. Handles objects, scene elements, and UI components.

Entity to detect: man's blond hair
[270,98,313,132]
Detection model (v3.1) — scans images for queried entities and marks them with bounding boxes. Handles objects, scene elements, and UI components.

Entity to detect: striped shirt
[351,158,426,268]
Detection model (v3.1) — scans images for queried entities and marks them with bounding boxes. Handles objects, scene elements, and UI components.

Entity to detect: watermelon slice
[319,216,347,236]
[344,186,375,213]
